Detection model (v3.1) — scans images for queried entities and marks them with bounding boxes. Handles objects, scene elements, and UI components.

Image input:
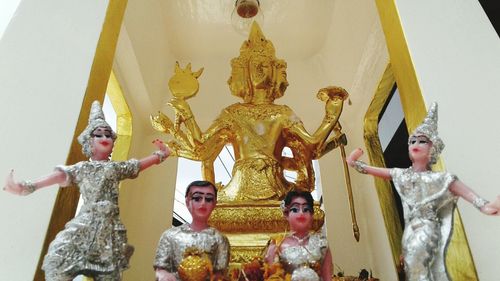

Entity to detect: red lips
[297,216,307,222]
[100,141,110,146]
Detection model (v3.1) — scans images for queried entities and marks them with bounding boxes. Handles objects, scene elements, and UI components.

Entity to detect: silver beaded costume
[41,159,140,281]
[279,232,329,281]
[390,168,458,281]
[154,224,230,280]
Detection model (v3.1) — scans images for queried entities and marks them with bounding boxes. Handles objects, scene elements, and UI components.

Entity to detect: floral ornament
[280,199,286,213]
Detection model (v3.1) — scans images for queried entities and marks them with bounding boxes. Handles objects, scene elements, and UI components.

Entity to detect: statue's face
[286,196,313,234]
[249,56,274,90]
[274,59,288,98]
[228,59,248,99]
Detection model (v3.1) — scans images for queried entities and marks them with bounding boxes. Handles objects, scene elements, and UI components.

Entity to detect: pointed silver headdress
[410,102,444,164]
[77,101,116,157]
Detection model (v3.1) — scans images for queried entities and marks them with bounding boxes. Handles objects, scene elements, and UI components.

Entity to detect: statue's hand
[337,133,347,146]
[167,98,193,119]
[347,148,364,166]
[166,140,182,157]
[3,170,30,196]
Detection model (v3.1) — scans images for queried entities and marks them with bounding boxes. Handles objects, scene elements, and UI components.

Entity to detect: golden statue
[152,22,348,202]
[151,22,352,264]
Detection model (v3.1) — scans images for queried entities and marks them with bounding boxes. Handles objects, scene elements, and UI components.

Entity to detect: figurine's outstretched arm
[4,169,67,196]
[138,139,171,171]
[449,180,500,215]
[347,148,392,180]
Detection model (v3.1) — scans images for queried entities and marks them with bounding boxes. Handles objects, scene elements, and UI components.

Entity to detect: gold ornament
[178,247,214,281]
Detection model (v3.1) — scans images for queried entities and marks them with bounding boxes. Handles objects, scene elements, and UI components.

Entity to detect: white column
[0,1,109,280]
[396,0,500,279]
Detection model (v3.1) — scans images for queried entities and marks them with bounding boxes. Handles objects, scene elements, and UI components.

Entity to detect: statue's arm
[167,98,202,143]
[286,96,345,151]
[166,106,230,162]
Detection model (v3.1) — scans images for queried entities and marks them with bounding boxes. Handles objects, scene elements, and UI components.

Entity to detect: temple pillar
[0,1,122,280]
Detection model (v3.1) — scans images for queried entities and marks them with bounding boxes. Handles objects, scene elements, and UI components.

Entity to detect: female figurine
[347,102,500,281]
[4,101,171,281]
[264,191,333,281]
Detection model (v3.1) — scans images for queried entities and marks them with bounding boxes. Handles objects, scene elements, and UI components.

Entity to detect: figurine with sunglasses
[3,101,171,281]
[264,190,333,281]
[154,180,230,281]
[347,103,500,281]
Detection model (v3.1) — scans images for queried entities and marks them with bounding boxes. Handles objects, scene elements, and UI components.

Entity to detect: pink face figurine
[265,191,333,281]
[154,181,230,281]
[285,196,314,236]
[4,101,171,280]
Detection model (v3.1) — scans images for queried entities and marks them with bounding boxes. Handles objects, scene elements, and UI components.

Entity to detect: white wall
[0,1,109,280]
[396,0,500,279]
[0,0,21,39]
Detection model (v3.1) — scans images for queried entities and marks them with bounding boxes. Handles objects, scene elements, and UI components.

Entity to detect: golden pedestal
[209,201,325,264]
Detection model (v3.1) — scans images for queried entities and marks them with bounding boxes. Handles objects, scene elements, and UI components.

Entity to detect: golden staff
[333,126,360,242]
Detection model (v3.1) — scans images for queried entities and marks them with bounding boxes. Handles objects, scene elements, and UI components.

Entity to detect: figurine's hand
[155,269,176,281]
[347,148,364,166]
[152,139,171,163]
[153,139,171,156]
[4,170,29,196]
[481,195,500,215]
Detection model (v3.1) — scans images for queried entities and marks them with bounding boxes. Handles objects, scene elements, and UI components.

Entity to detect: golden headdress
[238,21,276,61]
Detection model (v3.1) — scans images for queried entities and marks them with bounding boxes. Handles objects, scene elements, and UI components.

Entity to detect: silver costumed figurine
[4,101,171,281]
[264,191,333,281]
[154,180,230,281]
[347,102,500,281]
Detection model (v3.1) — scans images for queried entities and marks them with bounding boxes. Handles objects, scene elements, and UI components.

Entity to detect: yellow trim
[374,0,426,131]
[108,71,133,162]
[363,64,402,269]
[34,0,128,280]
[373,1,478,279]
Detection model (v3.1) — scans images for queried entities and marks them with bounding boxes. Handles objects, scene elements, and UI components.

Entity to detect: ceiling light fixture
[231,0,263,36]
